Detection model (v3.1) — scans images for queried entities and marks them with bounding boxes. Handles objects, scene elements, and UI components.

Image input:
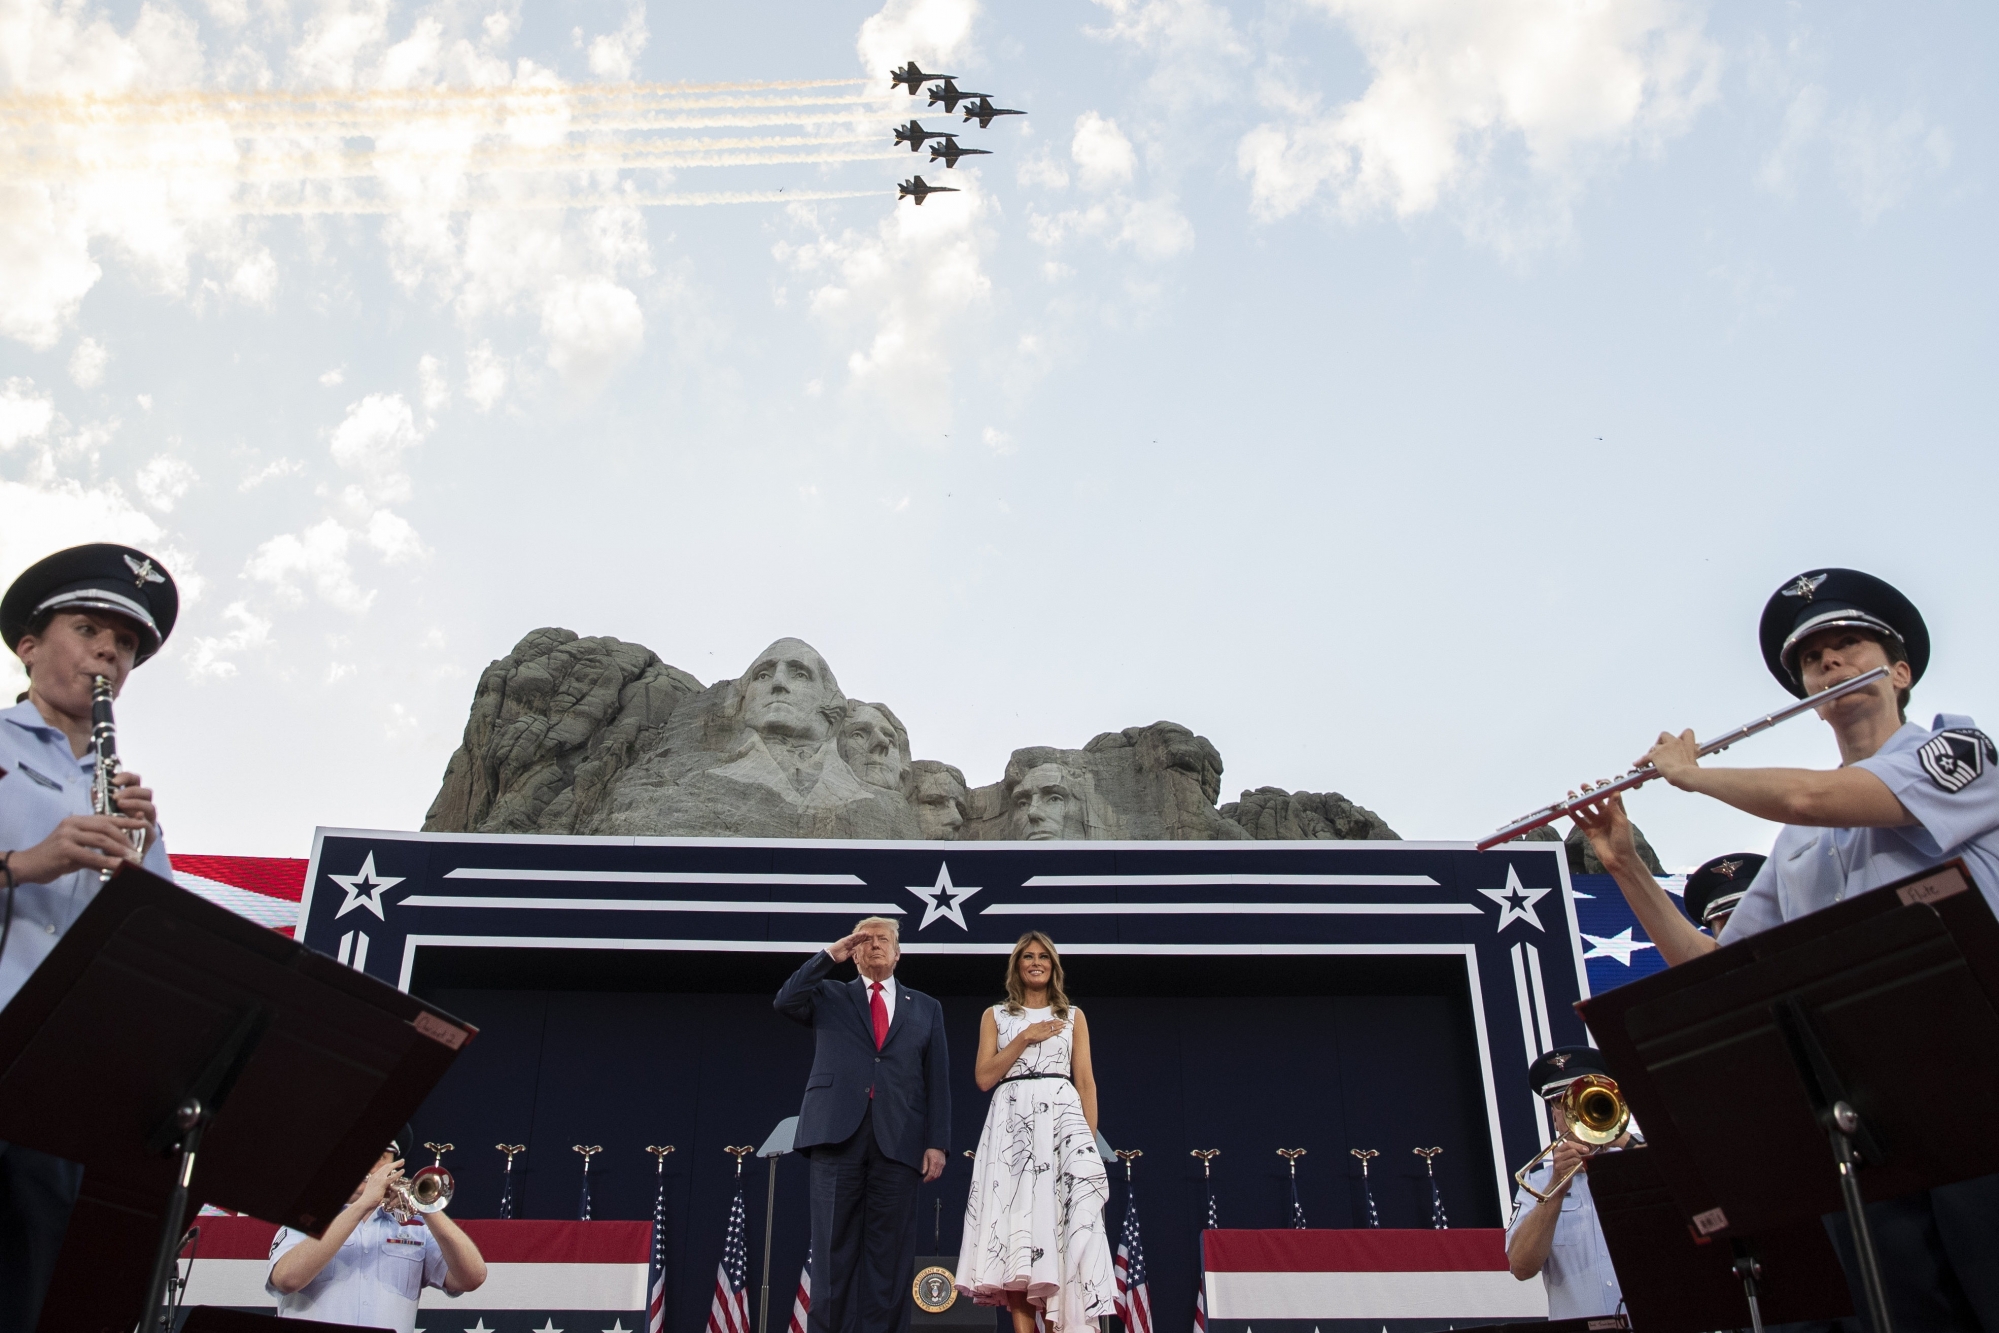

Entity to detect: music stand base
[1829,1107,1895,1333]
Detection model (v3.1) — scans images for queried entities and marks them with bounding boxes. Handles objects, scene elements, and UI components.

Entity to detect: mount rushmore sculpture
[422,629,1402,843]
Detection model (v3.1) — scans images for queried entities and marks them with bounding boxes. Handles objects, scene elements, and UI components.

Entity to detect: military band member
[1505,1046,1633,1318]
[0,543,179,1333]
[266,1126,486,1329]
[1576,567,1999,1333]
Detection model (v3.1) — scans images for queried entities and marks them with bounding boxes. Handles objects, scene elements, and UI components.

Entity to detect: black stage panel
[412,952,1498,1333]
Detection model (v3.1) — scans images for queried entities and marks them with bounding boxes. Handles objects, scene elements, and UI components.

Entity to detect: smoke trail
[223,187,884,215]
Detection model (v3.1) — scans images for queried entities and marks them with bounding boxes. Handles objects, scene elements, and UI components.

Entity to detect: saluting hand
[1641,730,1702,790]
[827,931,869,963]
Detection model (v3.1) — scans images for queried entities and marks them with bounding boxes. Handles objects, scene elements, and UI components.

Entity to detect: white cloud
[587,3,649,81]
[540,276,645,389]
[69,337,109,387]
[363,507,426,563]
[777,181,995,409]
[1234,0,1719,244]
[464,341,507,411]
[418,354,450,412]
[136,455,198,511]
[1072,113,1137,190]
[239,457,303,490]
[982,426,1014,455]
[181,600,273,681]
[858,0,979,79]
[1763,89,1952,223]
[244,518,373,612]
[328,392,423,503]
[320,367,346,387]
[0,379,57,450]
[1086,0,1249,108]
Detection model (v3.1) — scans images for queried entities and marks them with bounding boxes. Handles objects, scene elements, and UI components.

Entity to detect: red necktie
[870,981,888,1049]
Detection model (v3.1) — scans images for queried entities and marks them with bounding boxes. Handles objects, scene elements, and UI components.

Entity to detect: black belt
[997,1072,1072,1086]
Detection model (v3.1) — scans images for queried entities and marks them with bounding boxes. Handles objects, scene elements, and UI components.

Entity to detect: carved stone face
[911,766,968,840]
[841,704,906,792]
[1011,763,1086,840]
[740,638,838,742]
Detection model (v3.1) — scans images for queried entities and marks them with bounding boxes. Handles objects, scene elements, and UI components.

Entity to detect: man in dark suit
[776,916,950,1333]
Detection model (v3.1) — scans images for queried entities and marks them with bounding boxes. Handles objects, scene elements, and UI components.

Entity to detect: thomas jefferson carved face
[739,638,841,742]
[841,703,907,792]
[1011,763,1087,841]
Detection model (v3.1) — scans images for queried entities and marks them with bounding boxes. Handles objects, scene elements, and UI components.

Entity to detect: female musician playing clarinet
[0,543,180,1333]
[956,932,1114,1333]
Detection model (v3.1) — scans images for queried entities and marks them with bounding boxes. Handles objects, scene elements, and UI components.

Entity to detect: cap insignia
[1713,858,1742,879]
[1780,573,1827,602]
[124,554,165,589]
[1547,1052,1570,1070]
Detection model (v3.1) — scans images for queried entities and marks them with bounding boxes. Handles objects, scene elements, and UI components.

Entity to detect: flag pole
[758,1151,779,1333]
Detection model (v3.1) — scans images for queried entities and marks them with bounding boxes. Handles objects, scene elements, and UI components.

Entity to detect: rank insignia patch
[1919,729,1997,794]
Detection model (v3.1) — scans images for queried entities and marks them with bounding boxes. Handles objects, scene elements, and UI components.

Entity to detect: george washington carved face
[738,638,844,743]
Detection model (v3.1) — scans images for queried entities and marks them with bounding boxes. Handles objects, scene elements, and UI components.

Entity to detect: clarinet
[90,675,146,882]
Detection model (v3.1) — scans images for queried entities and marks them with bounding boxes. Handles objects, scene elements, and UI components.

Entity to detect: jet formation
[891,60,1025,203]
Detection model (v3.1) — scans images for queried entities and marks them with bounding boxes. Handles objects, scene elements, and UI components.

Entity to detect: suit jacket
[774,951,951,1170]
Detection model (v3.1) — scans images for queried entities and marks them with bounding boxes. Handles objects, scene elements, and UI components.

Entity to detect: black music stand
[1586,1145,1851,1333]
[1579,860,1999,1333]
[0,863,477,1333]
[179,1310,388,1332]
[1473,1318,1629,1333]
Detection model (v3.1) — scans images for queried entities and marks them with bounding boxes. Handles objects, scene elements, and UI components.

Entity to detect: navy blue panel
[1572,873,1674,992]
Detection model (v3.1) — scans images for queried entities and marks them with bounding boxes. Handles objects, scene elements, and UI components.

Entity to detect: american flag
[1193,1183,1217,1333]
[1113,1172,1152,1333]
[785,1249,812,1333]
[705,1183,753,1333]
[647,1168,671,1333]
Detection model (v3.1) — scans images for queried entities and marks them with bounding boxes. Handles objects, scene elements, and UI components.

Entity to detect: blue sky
[2,0,1992,861]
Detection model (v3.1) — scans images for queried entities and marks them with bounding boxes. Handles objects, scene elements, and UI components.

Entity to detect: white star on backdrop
[532,1321,564,1333]
[1477,865,1551,932]
[906,863,981,930]
[461,1322,494,1333]
[603,1321,633,1333]
[329,851,405,920]
[1581,928,1657,966]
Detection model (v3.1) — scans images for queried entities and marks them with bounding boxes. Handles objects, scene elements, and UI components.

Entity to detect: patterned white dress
[956,1005,1114,1333]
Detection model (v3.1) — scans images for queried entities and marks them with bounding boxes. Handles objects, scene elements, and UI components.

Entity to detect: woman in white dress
[957,932,1114,1333]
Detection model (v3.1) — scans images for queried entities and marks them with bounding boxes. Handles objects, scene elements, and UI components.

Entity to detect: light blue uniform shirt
[1506,1155,1625,1319]
[1719,713,1999,943]
[0,698,173,1012]
[267,1208,456,1331]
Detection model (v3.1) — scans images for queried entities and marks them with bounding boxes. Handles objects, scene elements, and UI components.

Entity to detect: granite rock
[1219,787,1399,841]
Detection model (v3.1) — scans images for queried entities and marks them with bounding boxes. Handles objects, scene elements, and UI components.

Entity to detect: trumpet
[89,675,147,882]
[1515,1074,1629,1202]
[1476,667,1890,851]
[386,1143,455,1222]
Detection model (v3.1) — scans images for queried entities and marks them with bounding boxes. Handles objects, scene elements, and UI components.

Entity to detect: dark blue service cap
[1,543,177,663]
[1682,852,1765,928]
[1758,568,1927,699]
[1527,1045,1608,1099]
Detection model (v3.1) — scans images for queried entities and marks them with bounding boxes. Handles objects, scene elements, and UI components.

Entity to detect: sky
[2,0,1993,864]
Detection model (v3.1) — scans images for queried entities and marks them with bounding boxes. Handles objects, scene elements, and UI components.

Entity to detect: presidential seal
[911,1265,958,1314]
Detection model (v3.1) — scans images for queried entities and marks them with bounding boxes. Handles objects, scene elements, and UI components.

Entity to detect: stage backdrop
[297,831,1591,1333]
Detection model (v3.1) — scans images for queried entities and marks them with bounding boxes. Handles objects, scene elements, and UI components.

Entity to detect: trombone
[1515,1074,1629,1202]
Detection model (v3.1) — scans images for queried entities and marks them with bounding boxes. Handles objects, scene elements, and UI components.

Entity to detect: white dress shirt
[267,1208,457,1332]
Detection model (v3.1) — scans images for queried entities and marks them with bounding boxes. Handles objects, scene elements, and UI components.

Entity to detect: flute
[1475,666,1891,852]
[90,674,147,881]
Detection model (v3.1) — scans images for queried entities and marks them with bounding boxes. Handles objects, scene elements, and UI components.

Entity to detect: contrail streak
[219,187,882,216]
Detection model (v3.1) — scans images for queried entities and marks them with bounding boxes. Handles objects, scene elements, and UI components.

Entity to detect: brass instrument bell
[392,1142,456,1218]
[1514,1074,1629,1202]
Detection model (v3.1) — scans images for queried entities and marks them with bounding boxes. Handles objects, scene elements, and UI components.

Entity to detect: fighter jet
[894,120,954,152]
[961,97,1026,130]
[898,175,959,205]
[929,137,992,169]
[926,78,991,115]
[890,62,954,95]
